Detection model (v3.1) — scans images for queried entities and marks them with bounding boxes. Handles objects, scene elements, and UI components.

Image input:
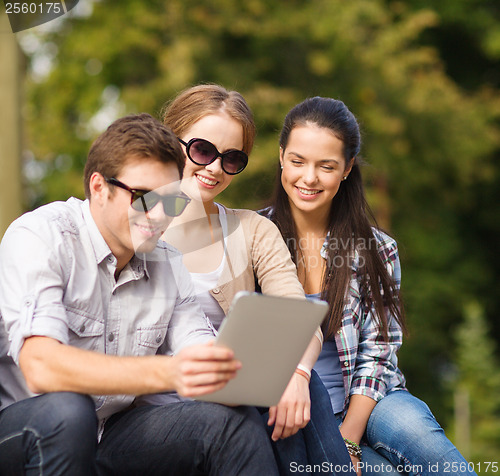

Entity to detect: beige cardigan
[209,205,305,313]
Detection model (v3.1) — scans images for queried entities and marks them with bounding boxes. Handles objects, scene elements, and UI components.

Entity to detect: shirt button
[337,330,342,334]
[107,256,115,264]
[24,298,33,306]
[108,333,115,342]
[344,361,349,367]
[79,324,86,333]
[156,336,162,344]
[212,288,220,294]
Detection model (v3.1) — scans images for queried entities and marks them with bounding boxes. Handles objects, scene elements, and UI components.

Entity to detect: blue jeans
[0,392,98,475]
[263,370,355,475]
[358,390,477,476]
[0,392,279,475]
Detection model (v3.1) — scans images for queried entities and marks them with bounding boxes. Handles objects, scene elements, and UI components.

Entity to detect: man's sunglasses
[178,138,248,175]
[105,177,191,217]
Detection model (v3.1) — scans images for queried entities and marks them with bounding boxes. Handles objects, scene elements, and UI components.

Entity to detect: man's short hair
[83,113,185,198]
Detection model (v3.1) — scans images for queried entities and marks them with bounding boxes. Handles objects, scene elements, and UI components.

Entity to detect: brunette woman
[262,96,475,476]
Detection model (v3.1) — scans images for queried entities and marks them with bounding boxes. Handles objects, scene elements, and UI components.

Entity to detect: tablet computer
[195,292,328,407]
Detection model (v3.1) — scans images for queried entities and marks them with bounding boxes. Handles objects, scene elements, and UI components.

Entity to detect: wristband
[296,363,311,379]
[314,327,324,347]
[295,364,311,382]
[294,368,310,382]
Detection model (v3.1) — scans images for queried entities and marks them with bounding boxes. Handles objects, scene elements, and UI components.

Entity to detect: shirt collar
[130,253,150,280]
[82,200,149,279]
[320,232,330,260]
[82,199,113,265]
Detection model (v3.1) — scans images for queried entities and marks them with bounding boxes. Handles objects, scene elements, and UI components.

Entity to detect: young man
[0,114,278,475]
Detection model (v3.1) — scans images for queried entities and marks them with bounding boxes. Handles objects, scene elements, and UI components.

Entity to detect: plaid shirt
[333,228,406,414]
[259,207,406,414]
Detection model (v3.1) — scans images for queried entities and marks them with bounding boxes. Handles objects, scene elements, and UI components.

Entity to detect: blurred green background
[1,0,499,466]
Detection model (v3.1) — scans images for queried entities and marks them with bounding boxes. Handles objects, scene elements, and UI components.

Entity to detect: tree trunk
[0,12,23,238]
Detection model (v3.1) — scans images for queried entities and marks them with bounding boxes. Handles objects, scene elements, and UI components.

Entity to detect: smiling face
[280,124,352,220]
[179,112,244,205]
[89,157,181,270]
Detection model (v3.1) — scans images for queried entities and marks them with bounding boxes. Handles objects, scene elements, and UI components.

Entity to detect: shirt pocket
[66,308,105,352]
[135,324,168,356]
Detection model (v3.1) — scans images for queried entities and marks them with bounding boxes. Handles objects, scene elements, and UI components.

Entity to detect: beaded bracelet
[343,438,362,460]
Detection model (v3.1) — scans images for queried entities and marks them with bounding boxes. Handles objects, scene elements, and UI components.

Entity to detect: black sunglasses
[105,177,191,217]
[178,138,248,175]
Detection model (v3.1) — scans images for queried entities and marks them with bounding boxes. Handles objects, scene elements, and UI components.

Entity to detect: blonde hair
[162,84,256,155]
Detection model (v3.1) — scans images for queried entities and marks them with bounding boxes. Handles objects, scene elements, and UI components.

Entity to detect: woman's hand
[339,395,376,476]
[267,371,311,441]
[349,455,361,476]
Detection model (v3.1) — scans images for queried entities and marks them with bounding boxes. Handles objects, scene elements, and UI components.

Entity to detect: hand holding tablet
[195,292,328,407]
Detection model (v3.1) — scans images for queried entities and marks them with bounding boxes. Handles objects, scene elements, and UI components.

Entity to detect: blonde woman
[143,85,354,475]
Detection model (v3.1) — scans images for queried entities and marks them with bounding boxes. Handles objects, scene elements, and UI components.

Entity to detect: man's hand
[267,371,310,441]
[171,341,242,398]
[19,336,240,397]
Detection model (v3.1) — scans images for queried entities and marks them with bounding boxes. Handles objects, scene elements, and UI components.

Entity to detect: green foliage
[452,302,500,464]
[21,0,500,439]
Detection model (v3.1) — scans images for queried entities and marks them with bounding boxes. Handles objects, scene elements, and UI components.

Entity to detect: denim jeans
[358,390,477,476]
[0,392,98,475]
[263,370,355,476]
[0,392,279,475]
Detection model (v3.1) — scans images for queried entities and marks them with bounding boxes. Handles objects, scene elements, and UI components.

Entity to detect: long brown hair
[84,113,184,199]
[270,97,406,340]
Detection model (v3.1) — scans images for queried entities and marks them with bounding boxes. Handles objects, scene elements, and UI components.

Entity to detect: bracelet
[314,327,324,347]
[294,368,311,383]
[296,364,311,380]
[343,438,362,460]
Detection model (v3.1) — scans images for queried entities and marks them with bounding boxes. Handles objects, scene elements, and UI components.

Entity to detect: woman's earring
[280,165,284,170]
[342,176,347,181]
